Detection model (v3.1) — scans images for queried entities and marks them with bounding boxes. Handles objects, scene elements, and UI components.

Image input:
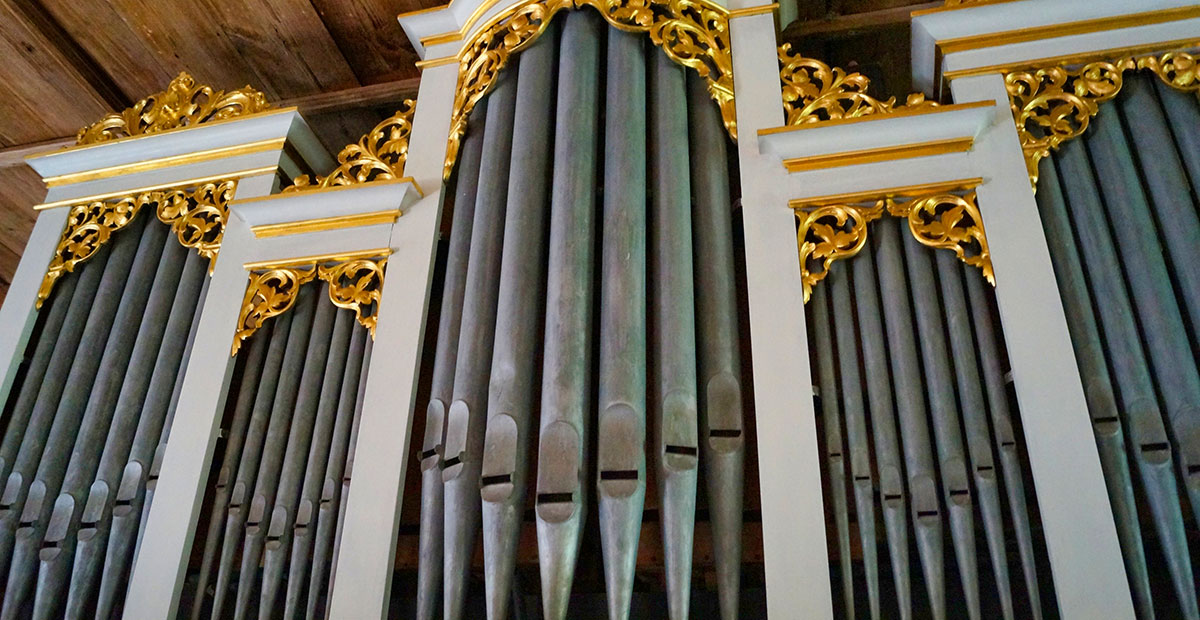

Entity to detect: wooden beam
[782,1,939,41]
[0,76,422,168]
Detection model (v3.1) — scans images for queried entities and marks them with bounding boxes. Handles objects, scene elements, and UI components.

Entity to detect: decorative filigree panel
[38,195,146,307]
[318,258,387,337]
[1005,49,1199,187]
[286,101,416,191]
[779,43,938,126]
[232,253,390,355]
[76,72,271,145]
[442,0,735,180]
[232,267,318,355]
[156,180,238,272]
[38,180,238,308]
[794,187,993,303]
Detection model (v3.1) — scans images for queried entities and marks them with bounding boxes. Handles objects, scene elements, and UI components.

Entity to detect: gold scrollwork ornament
[779,43,938,126]
[232,267,318,355]
[156,180,237,271]
[37,195,146,307]
[443,0,736,180]
[75,72,271,145]
[317,257,388,336]
[888,191,995,284]
[287,101,416,191]
[795,202,884,302]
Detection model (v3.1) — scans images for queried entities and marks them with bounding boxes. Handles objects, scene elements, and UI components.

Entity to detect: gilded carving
[38,195,146,308]
[1006,49,1199,187]
[779,43,938,126]
[794,188,993,303]
[318,258,388,336]
[232,253,389,355]
[156,180,238,271]
[795,202,883,302]
[287,101,416,191]
[232,266,318,355]
[76,72,271,145]
[443,0,735,180]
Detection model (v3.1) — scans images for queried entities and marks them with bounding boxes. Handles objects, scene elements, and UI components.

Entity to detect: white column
[0,207,70,403]
[729,10,835,619]
[123,172,274,620]
[326,60,460,619]
[952,73,1135,620]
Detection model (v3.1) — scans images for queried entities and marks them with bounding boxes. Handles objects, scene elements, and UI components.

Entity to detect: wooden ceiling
[0,0,932,304]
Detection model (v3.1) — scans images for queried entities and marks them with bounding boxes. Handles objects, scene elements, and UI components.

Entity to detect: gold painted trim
[251,209,401,238]
[232,176,421,206]
[942,38,1200,80]
[462,0,514,38]
[243,248,393,271]
[443,0,736,179]
[910,0,1021,18]
[416,55,460,70]
[727,3,777,18]
[42,138,285,188]
[782,137,974,172]
[936,6,1200,56]
[397,4,449,20]
[27,108,299,161]
[793,182,993,302]
[33,166,277,211]
[760,100,992,136]
[420,31,464,46]
[790,178,983,208]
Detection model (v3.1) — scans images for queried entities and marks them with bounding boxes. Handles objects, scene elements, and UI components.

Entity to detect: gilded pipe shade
[286,101,416,191]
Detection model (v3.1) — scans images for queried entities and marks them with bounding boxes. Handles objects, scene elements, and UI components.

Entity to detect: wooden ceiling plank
[309,0,422,85]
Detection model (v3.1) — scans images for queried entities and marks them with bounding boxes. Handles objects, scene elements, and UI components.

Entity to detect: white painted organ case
[0,1,1194,619]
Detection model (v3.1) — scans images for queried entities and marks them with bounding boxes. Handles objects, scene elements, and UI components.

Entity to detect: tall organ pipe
[441,58,518,620]
[1153,78,1200,199]
[874,219,946,620]
[1055,140,1197,619]
[325,336,373,599]
[416,99,487,620]
[685,72,744,620]
[2,218,164,620]
[961,267,1043,618]
[850,242,912,619]
[1119,75,1200,334]
[34,238,188,619]
[263,305,353,619]
[307,324,368,620]
[480,25,556,620]
[809,282,854,619]
[594,23,644,620]
[828,264,880,620]
[189,319,274,620]
[648,48,700,620]
[0,234,126,578]
[209,306,301,619]
[933,251,1011,620]
[97,250,209,619]
[900,226,981,620]
[234,288,333,620]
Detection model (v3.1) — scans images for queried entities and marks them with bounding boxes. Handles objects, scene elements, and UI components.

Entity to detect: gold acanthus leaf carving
[794,189,993,303]
[38,195,147,308]
[232,267,318,355]
[795,203,884,303]
[76,72,271,145]
[156,180,237,272]
[779,43,938,126]
[442,0,735,180]
[231,254,390,355]
[287,101,416,192]
[1005,49,1199,188]
[318,258,388,337]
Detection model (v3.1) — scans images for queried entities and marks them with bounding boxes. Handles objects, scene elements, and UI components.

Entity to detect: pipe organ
[0,0,1195,619]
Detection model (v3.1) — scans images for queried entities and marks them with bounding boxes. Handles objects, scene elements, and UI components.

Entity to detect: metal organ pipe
[326,335,373,601]
[441,56,518,620]
[416,98,486,620]
[685,71,745,620]
[595,24,646,620]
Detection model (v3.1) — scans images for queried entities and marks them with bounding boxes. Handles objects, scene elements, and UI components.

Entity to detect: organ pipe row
[0,211,209,619]
[414,11,747,620]
[1036,71,1200,620]
[807,218,1046,619]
